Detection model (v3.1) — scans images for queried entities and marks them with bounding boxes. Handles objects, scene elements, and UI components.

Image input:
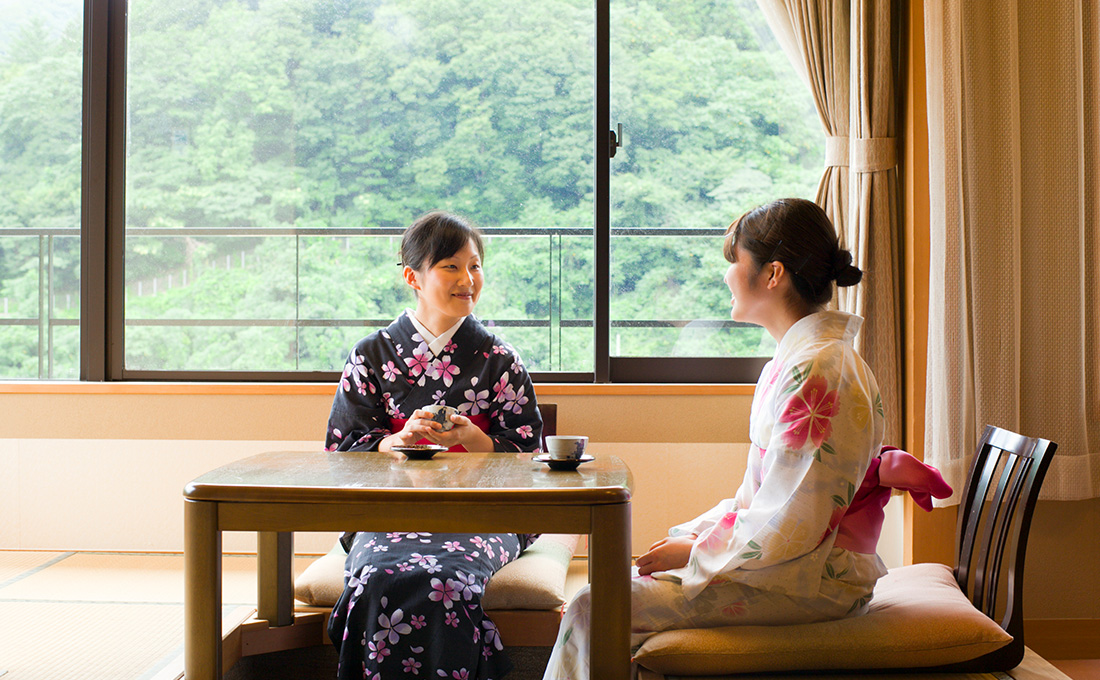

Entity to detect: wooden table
[183,449,633,679]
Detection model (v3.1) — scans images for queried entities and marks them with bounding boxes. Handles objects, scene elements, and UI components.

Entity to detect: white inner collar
[405,309,465,356]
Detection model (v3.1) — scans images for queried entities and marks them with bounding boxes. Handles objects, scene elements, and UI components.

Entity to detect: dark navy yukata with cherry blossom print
[325,312,543,680]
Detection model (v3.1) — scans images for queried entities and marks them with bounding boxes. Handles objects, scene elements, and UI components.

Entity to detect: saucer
[392,444,447,460]
[534,453,595,471]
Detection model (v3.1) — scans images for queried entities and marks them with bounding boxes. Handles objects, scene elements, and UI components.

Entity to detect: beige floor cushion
[294,533,581,611]
[633,562,1012,675]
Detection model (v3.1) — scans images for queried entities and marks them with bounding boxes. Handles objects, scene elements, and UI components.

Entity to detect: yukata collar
[775,310,863,357]
[392,313,492,356]
[404,309,466,356]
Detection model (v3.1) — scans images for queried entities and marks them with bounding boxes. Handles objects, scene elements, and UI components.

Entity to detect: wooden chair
[633,425,1058,677]
[943,424,1058,671]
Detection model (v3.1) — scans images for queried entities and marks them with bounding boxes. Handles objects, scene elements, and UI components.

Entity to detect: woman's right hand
[635,535,696,576]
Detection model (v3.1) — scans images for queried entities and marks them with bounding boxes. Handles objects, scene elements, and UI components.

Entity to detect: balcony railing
[1,225,761,379]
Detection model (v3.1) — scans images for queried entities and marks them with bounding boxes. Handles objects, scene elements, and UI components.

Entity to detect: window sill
[0,381,755,397]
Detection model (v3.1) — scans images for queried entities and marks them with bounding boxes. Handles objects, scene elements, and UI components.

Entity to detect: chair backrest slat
[974,454,1019,615]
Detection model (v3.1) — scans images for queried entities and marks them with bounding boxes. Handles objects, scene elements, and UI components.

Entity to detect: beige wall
[0,385,901,567]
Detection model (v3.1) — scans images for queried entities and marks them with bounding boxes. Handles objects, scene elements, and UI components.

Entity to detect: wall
[0,384,904,566]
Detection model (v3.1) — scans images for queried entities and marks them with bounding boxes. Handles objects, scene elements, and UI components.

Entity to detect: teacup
[546,435,588,460]
[422,404,458,431]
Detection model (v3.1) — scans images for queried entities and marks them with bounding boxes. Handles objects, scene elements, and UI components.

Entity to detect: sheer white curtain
[756,0,902,444]
[924,0,1100,501]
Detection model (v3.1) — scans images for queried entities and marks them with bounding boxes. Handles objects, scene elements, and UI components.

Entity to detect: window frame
[76,0,774,385]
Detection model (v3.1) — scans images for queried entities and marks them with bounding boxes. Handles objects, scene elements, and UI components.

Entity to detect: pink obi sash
[833,446,954,554]
[388,413,493,453]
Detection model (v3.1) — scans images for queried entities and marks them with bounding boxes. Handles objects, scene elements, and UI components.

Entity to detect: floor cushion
[633,562,1012,675]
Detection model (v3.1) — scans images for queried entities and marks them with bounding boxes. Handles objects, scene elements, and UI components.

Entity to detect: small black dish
[534,453,595,471]
[392,444,448,460]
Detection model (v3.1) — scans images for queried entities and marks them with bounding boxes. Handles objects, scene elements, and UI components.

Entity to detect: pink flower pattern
[778,375,839,449]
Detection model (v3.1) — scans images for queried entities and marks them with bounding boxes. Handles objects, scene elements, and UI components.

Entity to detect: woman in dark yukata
[325,211,544,680]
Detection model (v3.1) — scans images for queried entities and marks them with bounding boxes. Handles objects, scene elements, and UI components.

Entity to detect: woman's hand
[635,535,696,576]
[422,412,493,451]
[379,410,446,451]
[379,410,493,452]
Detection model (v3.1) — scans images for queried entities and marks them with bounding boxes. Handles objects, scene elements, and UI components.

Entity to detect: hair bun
[831,250,863,287]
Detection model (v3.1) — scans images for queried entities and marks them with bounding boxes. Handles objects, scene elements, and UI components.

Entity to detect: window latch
[609,123,623,158]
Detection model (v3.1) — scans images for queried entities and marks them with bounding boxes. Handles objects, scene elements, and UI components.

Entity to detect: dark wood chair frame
[940,424,1057,672]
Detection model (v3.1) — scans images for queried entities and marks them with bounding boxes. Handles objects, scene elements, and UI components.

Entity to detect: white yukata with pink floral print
[543,311,886,680]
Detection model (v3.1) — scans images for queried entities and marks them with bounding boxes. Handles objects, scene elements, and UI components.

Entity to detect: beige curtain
[757,0,903,444]
[925,0,1100,501]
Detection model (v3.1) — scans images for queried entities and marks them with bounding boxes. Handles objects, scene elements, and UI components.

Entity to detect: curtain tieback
[824,136,898,172]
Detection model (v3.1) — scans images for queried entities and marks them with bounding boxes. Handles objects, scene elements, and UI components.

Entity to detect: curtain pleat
[925,0,1100,502]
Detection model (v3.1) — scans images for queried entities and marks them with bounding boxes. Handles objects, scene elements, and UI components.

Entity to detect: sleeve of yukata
[484,348,543,453]
[324,344,390,452]
[677,354,882,600]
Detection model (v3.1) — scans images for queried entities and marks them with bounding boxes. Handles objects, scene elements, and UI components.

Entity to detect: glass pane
[0,6,83,379]
[125,0,594,373]
[610,0,820,358]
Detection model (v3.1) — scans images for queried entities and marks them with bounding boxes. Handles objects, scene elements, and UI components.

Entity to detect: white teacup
[421,404,458,431]
[546,435,588,460]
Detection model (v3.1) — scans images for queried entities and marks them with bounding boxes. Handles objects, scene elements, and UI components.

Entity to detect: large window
[1,0,821,382]
[0,2,84,379]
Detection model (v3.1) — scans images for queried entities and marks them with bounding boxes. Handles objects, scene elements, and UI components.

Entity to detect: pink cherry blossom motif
[403,657,421,674]
[403,346,432,377]
[444,338,458,353]
[481,619,504,651]
[431,356,461,387]
[517,424,533,440]
[444,611,459,627]
[491,373,511,402]
[374,608,413,644]
[367,638,390,662]
[778,375,839,449]
[452,570,483,601]
[381,361,401,382]
[460,388,490,415]
[428,578,459,609]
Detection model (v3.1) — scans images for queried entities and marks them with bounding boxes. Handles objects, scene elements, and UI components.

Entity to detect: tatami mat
[0,600,184,680]
[0,551,68,587]
[0,552,315,604]
[0,551,320,680]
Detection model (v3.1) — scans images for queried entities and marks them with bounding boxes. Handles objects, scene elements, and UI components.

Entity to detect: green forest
[0,0,823,378]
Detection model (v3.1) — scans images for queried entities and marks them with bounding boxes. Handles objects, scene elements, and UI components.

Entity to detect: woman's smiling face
[723,242,769,326]
[407,238,483,334]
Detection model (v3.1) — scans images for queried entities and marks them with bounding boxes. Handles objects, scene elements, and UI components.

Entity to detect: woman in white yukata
[543,198,889,679]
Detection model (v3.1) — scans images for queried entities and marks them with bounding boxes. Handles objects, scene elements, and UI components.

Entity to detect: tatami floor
[1,551,1097,680]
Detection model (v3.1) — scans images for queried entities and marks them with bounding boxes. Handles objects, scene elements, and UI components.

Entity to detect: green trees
[0,0,820,377]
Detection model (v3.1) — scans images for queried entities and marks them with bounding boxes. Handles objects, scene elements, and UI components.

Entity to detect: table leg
[589,502,632,680]
[185,499,222,680]
[257,531,294,626]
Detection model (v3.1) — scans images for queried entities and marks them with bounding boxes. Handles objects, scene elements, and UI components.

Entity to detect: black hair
[399,211,485,271]
[723,198,862,308]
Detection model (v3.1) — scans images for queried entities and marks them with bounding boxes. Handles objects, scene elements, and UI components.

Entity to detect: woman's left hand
[635,535,696,576]
[421,413,494,451]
